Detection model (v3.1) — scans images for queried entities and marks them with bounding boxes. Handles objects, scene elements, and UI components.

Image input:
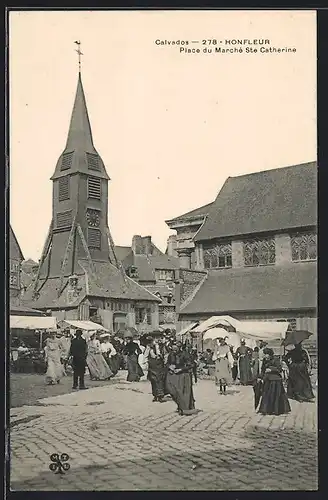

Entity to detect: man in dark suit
[69,329,88,390]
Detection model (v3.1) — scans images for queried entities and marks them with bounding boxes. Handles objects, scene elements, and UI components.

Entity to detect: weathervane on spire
[74,40,83,73]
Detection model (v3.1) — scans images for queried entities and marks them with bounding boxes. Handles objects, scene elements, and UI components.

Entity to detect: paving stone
[10,377,317,491]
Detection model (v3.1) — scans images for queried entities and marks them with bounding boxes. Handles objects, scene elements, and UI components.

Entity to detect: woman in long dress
[100,334,119,376]
[236,340,253,385]
[257,348,291,416]
[135,338,148,378]
[86,333,113,381]
[166,342,197,415]
[44,333,65,385]
[122,337,144,382]
[213,338,234,395]
[230,346,238,382]
[284,344,315,402]
[144,337,165,402]
[252,347,260,380]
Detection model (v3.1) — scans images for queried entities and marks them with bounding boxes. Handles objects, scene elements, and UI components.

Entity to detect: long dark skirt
[231,364,238,381]
[148,358,165,398]
[107,354,119,377]
[239,356,253,385]
[258,378,291,415]
[127,354,144,382]
[166,371,197,415]
[287,362,315,402]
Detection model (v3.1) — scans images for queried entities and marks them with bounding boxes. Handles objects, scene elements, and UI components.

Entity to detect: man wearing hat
[69,329,88,390]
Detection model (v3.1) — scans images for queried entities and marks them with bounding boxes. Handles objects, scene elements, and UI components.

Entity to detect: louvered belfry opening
[60,152,74,171]
[88,176,101,199]
[86,152,100,171]
[58,176,70,201]
[56,210,73,229]
[88,228,101,249]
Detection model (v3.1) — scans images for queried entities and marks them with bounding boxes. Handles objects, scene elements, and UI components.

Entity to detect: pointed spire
[64,73,95,153]
[51,56,110,181]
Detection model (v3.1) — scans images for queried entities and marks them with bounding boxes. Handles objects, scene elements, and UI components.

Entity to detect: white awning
[194,316,239,333]
[10,316,57,331]
[195,315,288,341]
[59,320,109,332]
[177,322,199,337]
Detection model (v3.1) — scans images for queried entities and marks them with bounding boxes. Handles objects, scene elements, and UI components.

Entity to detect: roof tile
[180,262,317,315]
[194,162,317,242]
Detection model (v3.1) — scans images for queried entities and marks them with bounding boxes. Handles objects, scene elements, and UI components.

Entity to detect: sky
[9,10,317,262]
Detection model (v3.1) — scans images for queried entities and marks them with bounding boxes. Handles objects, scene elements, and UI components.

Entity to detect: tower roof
[51,73,110,181]
[9,225,24,261]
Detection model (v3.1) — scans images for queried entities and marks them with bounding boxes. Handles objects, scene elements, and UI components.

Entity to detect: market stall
[10,315,57,373]
[57,320,110,339]
[194,315,288,342]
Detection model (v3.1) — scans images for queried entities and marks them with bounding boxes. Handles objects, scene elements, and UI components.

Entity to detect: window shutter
[58,176,70,201]
[86,153,101,171]
[88,228,101,249]
[88,177,101,200]
[56,210,72,228]
[61,152,74,171]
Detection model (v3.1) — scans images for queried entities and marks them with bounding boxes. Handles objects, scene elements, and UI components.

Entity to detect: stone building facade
[166,202,213,270]
[168,162,317,349]
[116,236,206,332]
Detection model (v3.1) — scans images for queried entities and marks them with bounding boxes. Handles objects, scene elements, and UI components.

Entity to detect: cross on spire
[74,40,83,73]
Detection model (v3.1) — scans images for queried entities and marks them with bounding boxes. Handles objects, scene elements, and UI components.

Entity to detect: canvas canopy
[59,320,109,332]
[194,315,288,342]
[10,315,57,331]
[177,322,199,337]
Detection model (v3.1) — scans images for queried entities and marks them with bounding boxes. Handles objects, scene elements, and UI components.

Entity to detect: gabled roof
[148,255,180,270]
[51,73,109,181]
[134,255,156,281]
[22,258,160,310]
[133,254,179,282]
[10,304,45,316]
[21,270,34,289]
[180,262,317,315]
[9,225,24,261]
[166,202,213,225]
[194,162,317,242]
[115,246,133,262]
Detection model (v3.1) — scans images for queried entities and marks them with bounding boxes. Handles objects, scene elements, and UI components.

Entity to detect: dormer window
[127,266,139,278]
[68,274,78,288]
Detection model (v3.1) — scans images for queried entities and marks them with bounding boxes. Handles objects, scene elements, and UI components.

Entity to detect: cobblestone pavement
[9,371,318,491]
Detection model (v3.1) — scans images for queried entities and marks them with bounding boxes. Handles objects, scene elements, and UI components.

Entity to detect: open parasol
[203,327,229,341]
[281,330,313,347]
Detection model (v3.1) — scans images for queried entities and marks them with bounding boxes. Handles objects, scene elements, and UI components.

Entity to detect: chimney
[143,236,152,255]
[167,235,178,257]
[132,235,143,255]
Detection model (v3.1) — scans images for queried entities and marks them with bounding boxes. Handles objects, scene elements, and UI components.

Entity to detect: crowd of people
[16,327,316,418]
